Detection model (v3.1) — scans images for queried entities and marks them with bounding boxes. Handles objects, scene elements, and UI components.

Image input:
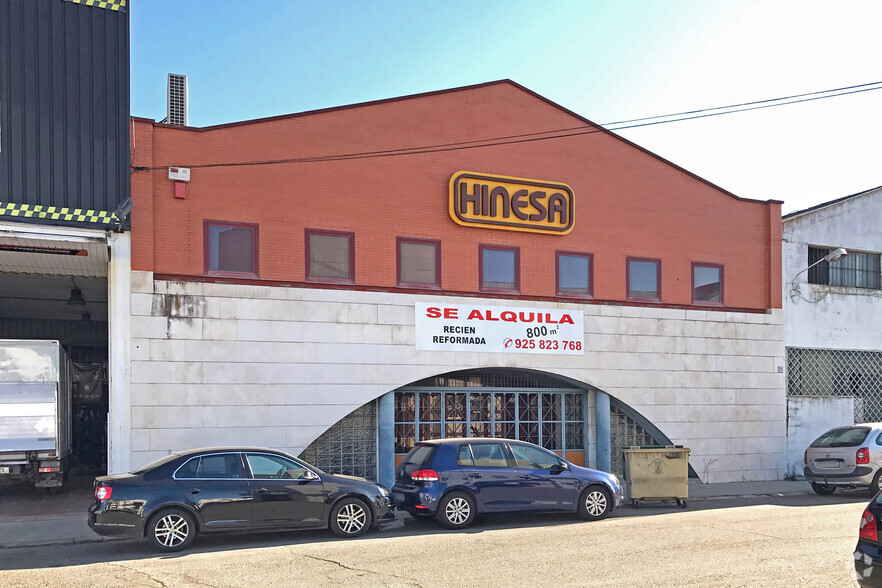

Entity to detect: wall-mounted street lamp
[790,247,848,301]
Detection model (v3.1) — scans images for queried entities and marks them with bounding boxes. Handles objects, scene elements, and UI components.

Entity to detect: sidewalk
[0,479,821,549]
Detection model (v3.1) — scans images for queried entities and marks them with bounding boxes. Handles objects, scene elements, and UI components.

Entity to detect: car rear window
[131,453,182,475]
[401,444,435,466]
[811,427,871,448]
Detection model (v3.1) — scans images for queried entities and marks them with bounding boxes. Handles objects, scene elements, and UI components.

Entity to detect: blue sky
[131,1,882,213]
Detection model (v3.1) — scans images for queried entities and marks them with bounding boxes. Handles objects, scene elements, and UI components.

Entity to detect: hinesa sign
[449,171,574,235]
[414,302,584,355]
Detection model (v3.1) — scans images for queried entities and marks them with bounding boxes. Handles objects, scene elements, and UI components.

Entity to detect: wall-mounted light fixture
[66,288,86,306]
[790,247,847,301]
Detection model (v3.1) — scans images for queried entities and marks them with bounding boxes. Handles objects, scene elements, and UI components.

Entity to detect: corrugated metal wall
[0,317,108,347]
[0,0,130,219]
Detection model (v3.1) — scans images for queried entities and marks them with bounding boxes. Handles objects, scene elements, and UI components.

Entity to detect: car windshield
[810,427,871,448]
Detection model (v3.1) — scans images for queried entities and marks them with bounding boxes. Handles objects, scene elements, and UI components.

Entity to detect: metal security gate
[394,369,588,466]
[787,347,882,422]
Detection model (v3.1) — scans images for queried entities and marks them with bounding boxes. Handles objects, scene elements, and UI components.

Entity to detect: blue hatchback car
[391,438,624,529]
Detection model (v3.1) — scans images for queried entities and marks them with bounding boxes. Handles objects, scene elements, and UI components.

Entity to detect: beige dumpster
[623,445,690,508]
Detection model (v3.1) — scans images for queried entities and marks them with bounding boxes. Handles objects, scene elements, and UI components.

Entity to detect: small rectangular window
[627,257,660,301]
[480,245,519,293]
[397,238,440,288]
[306,229,354,283]
[204,220,258,277]
[557,251,592,297]
[692,262,723,304]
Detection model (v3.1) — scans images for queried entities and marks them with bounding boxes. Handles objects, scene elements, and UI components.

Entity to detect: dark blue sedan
[391,438,623,529]
[89,447,394,551]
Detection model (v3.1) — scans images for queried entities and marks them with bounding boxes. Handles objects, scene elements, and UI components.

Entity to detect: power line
[607,84,882,130]
[139,80,882,171]
[604,80,882,125]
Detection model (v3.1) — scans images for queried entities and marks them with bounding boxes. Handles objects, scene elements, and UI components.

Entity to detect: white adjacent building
[783,186,882,477]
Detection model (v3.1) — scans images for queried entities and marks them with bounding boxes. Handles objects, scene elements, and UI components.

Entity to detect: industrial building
[125,80,784,488]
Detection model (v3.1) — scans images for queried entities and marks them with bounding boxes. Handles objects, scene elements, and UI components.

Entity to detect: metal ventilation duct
[167,73,188,126]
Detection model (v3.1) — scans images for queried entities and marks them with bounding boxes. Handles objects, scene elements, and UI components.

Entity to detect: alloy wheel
[445,496,471,525]
[154,513,190,548]
[584,490,608,517]
[336,502,367,535]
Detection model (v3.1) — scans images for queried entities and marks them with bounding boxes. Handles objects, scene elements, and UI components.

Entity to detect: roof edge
[143,80,519,132]
[783,184,882,221]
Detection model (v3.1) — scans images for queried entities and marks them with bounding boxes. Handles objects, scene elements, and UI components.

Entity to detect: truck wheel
[148,509,197,552]
[578,486,612,520]
[329,497,371,538]
[810,482,836,496]
[436,492,475,529]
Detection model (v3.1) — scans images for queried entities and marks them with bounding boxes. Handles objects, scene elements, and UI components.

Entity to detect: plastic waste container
[623,445,690,508]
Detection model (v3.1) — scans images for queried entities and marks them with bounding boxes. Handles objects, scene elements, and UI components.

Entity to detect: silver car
[804,424,882,495]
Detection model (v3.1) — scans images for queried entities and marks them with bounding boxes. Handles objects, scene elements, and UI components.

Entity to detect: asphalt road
[0,494,870,587]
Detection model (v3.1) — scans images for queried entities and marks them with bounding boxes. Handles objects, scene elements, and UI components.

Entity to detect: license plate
[0,467,9,474]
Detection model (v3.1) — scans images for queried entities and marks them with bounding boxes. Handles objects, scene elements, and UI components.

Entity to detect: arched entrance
[300,367,696,487]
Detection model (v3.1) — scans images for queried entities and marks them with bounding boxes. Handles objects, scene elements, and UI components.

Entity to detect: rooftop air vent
[167,73,188,126]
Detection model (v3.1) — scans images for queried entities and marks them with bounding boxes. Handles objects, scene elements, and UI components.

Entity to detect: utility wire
[608,84,882,130]
[138,80,882,171]
[604,80,882,125]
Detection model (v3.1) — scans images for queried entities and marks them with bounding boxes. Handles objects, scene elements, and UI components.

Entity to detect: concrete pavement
[0,478,833,550]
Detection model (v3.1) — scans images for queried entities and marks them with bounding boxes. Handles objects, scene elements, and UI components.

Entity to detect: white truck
[0,340,73,488]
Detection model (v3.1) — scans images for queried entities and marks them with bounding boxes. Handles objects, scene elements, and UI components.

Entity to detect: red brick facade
[131,81,782,311]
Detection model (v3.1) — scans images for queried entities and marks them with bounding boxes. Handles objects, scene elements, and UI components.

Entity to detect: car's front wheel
[148,508,197,552]
[810,482,837,496]
[436,491,475,529]
[578,486,612,520]
[329,497,371,538]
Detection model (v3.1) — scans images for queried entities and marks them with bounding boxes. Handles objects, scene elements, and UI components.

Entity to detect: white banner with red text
[414,302,584,355]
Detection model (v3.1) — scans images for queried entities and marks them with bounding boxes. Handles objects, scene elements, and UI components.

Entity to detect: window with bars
[808,246,881,289]
[394,390,585,459]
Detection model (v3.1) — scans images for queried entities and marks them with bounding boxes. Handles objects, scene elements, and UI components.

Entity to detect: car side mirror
[302,470,320,482]
[551,462,569,474]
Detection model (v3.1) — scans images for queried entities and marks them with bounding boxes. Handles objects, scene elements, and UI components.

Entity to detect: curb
[686,490,815,502]
[0,535,123,550]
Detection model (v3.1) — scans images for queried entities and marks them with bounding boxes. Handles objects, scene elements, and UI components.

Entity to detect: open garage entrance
[0,225,110,477]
